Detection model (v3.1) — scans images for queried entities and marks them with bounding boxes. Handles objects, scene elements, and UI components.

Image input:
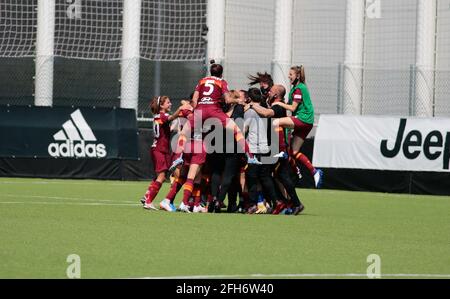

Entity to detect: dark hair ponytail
[209,59,223,77]
[247,72,273,87]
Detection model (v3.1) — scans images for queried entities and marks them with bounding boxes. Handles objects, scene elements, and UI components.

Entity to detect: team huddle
[140,61,324,215]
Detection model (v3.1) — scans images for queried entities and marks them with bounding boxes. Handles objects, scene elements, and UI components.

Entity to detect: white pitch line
[0,201,137,207]
[0,180,146,187]
[136,273,450,279]
[0,194,136,204]
[304,189,450,200]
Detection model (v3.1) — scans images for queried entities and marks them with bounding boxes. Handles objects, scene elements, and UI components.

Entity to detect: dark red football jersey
[152,112,171,153]
[195,76,229,107]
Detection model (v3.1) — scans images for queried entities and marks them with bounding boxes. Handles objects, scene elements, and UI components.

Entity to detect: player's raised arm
[167,105,183,122]
[272,100,299,113]
[191,90,200,108]
[251,102,275,118]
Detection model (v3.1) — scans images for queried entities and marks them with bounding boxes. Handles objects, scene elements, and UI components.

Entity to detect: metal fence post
[337,63,342,114]
[409,64,416,116]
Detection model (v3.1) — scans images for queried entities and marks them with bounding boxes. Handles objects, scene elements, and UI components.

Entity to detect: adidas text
[48,140,107,158]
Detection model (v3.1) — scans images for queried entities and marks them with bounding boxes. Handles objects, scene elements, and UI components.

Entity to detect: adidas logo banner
[0,106,138,160]
[48,109,107,158]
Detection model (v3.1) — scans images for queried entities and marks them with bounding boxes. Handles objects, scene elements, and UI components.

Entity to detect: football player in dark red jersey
[170,60,261,172]
[141,96,188,211]
[160,105,194,212]
[161,103,209,213]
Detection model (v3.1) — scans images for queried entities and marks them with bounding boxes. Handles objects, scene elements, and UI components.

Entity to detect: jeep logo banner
[0,106,138,160]
[313,115,450,172]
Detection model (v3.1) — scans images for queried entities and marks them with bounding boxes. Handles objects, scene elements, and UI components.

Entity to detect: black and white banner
[0,106,138,159]
[313,115,450,172]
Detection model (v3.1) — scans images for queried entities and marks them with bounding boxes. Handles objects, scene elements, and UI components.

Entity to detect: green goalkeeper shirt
[288,83,314,125]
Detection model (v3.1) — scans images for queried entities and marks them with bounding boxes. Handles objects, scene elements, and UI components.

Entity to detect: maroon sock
[193,184,202,206]
[145,181,162,204]
[294,152,316,176]
[166,178,185,203]
[182,179,194,205]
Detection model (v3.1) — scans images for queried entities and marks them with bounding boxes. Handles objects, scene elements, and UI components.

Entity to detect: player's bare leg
[291,134,323,189]
[143,172,166,210]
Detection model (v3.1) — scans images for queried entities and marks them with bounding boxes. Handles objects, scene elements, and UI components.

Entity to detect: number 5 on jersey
[204,80,215,96]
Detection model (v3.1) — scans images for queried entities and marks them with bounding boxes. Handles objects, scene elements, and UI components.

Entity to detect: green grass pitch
[0,177,449,279]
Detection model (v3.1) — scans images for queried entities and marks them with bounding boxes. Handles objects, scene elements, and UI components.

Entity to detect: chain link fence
[0,0,206,118]
[0,0,449,119]
[436,0,450,116]
[223,0,274,90]
[138,60,205,119]
[435,70,450,117]
[0,0,36,106]
[0,58,35,106]
[289,0,450,119]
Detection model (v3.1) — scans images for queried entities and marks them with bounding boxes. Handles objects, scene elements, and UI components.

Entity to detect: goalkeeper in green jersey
[272,65,323,188]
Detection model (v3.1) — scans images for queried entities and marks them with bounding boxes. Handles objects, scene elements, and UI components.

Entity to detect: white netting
[54,0,123,61]
[0,0,37,58]
[140,0,207,61]
[292,0,347,115]
[435,0,450,117]
[53,0,207,61]
[223,0,275,90]
[362,0,418,116]
[1,0,450,117]
[364,0,418,69]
